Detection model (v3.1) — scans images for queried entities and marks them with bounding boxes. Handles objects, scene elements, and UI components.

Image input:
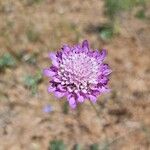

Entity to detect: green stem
[89,100,100,117]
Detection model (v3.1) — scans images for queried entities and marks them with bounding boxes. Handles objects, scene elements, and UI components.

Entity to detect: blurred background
[0,0,150,149]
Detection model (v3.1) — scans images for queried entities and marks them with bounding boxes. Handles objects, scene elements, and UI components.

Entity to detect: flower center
[58,52,99,92]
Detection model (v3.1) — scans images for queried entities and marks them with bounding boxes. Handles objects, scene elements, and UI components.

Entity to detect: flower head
[43,40,111,108]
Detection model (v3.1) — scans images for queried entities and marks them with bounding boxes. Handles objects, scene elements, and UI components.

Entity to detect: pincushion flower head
[43,40,112,109]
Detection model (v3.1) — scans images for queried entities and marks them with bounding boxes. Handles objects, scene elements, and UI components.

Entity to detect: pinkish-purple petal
[89,95,97,103]
[49,52,59,67]
[100,86,111,93]
[67,96,77,109]
[47,86,56,93]
[49,52,56,60]
[43,68,56,77]
[54,91,66,98]
[77,94,84,103]
[99,49,107,60]
[52,77,61,83]
[57,84,66,92]
[82,40,89,51]
[56,51,62,60]
[103,69,112,76]
[62,45,70,53]
[98,75,109,84]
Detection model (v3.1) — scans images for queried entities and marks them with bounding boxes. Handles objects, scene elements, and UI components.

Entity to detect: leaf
[23,71,42,95]
[73,144,82,150]
[105,0,146,19]
[90,143,99,150]
[0,53,16,70]
[49,140,66,150]
[100,26,114,41]
[135,9,146,19]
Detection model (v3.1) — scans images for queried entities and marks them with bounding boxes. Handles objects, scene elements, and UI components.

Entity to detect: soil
[0,0,150,150]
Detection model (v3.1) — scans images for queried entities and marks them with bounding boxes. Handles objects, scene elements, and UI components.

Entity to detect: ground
[0,0,150,150]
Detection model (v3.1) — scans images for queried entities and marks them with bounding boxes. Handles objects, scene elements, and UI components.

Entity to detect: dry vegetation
[0,0,150,149]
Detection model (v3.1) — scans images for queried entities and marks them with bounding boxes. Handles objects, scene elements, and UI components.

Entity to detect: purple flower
[43,104,53,113]
[43,40,112,109]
